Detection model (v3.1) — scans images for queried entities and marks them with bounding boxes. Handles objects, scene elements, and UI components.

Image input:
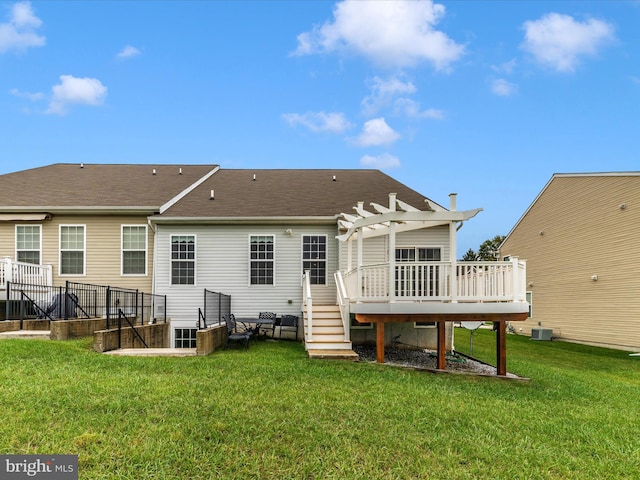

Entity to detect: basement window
[174,328,197,348]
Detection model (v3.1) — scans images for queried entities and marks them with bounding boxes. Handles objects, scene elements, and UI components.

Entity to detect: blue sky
[1,1,639,256]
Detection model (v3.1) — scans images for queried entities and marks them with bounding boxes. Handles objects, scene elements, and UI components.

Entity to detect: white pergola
[337,193,482,303]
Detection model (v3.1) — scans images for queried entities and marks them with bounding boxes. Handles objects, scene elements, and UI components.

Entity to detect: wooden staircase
[303,304,358,360]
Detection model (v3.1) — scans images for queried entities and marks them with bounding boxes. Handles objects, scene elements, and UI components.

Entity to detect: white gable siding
[154,224,338,338]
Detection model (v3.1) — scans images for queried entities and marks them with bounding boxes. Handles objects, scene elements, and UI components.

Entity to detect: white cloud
[521,13,615,73]
[492,58,517,75]
[282,111,353,134]
[117,45,141,59]
[46,75,108,115]
[9,87,43,101]
[362,75,416,116]
[360,153,401,169]
[0,1,45,53]
[393,98,444,119]
[353,118,400,147]
[491,78,518,97]
[292,0,464,70]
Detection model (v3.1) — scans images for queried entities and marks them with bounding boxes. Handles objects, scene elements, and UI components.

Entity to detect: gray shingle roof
[0,163,217,210]
[159,168,440,218]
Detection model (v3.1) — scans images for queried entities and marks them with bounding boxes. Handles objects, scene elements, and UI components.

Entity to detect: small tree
[460,248,478,261]
[460,235,505,261]
[477,235,505,261]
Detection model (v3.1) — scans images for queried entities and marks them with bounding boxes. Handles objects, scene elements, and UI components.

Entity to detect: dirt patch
[353,345,521,378]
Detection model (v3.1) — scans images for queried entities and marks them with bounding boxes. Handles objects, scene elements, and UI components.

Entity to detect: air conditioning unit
[531,328,553,341]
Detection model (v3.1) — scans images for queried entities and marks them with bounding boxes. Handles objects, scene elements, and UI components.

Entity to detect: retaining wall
[93,323,169,352]
[196,325,227,355]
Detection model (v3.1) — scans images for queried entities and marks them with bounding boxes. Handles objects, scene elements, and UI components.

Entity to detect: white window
[250,235,274,285]
[171,235,195,285]
[16,225,41,264]
[122,225,147,275]
[174,328,197,348]
[59,225,86,276]
[302,235,327,285]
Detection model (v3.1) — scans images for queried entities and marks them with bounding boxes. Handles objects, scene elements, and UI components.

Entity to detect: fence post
[19,291,24,330]
[510,256,520,301]
[135,289,140,325]
[64,282,69,320]
[5,282,10,322]
[106,287,111,330]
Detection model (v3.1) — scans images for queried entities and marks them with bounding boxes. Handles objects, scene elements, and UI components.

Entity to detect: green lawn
[1,331,639,479]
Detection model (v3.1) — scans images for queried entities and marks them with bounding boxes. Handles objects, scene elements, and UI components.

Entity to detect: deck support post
[495,321,507,376]
[376,321,385,363]
[437,321,446,370]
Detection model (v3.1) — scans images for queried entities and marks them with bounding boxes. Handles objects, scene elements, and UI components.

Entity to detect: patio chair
[223,314,251,350]
[258,311,278,337]
[279,314,299,340]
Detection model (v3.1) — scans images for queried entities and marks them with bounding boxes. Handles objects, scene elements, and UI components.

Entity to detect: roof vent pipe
[253,174,256,181]
[179,168,183,175]
[80,163,84,169]
[333,175,336,181]
[153,169,157,175]
[210,190,215,200]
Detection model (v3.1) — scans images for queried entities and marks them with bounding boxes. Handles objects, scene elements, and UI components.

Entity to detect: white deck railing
[343,258,526,303]
[0,257,53,289]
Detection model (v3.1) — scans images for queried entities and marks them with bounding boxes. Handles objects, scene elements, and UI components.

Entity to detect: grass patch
[1,332,640,479]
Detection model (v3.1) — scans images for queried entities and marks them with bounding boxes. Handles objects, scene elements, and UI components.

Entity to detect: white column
[4,257,13,283]
[389,193,397,303]
[449,194,458,302]
[389,222,396,303]
[357,230,363,302]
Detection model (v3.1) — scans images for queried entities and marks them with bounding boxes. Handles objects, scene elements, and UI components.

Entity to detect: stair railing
[303,270,313,343]
[334,271,350,343]
[117,308,148,349]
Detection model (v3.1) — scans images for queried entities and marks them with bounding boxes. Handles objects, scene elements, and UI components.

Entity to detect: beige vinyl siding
[154,224,339,330]
[501,175,640,351]
[0,215,153,292]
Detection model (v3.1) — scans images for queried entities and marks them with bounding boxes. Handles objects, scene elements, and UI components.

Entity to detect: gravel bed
[353,345,514,377]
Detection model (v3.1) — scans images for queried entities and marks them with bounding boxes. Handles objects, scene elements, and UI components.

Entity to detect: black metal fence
[198,289,231,329]
[3,281,166,328]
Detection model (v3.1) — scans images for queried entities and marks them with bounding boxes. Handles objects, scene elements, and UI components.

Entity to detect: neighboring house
[0,163,217,292]
[500,172,640,351]
[1,163,529,372]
